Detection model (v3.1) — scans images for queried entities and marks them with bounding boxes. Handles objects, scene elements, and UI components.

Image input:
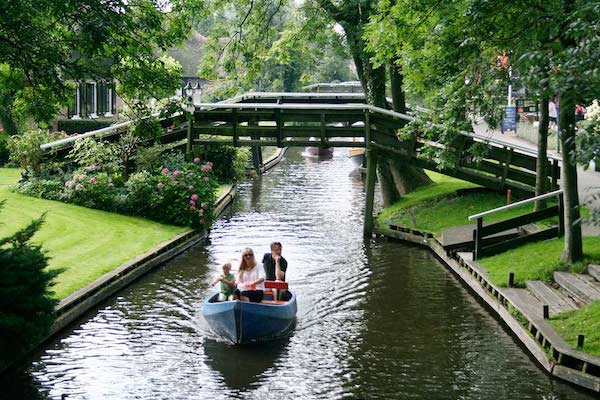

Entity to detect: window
[68,81,117,119]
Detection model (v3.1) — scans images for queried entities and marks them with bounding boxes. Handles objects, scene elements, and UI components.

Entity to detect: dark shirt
[262,253,287,281]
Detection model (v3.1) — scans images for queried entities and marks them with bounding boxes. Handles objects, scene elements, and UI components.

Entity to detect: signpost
[501,106,518,134]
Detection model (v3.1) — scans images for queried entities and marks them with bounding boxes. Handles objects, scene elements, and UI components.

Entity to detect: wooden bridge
[42,92,561,235]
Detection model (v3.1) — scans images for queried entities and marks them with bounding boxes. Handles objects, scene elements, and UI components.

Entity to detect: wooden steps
[502,287,546,320]
[525,280,578,316]
[554,271,600,304]
[589,264,600,281]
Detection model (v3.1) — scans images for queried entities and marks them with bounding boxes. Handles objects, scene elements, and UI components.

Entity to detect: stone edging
[376,226,600,393]
[261,147,288,173]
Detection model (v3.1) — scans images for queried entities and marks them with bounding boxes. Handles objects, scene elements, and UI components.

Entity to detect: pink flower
[199,208,204,216]
[75,183,84,191]
[173,170,181,177]
[85,164,97,172]
[201,162,213,173]
[188,185,194,190]
[161,168,169,174]
[204,177,209,182]
[168,177,175,182]
[191,194,199,201]
[190,205,196,211]
[157,182,164,188]
[193,157,201,164]
[189,200,196,207]
[65,181,74,188]
[89,177,96,184]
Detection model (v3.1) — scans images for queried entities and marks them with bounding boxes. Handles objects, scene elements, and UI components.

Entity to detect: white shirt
[237,264,265,290]
[549,101,558,118]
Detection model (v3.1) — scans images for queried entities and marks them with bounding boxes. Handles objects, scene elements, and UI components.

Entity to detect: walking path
[472,120,600,236]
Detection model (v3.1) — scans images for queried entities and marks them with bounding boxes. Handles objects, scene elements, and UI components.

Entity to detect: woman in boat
[234,248,265,303]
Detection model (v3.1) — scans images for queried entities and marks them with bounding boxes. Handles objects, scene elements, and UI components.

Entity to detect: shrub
[57,119,112,135]
[63,171,116,210]
[0,130,9,165]
[150,160,217,228]
[66,137,121,175]
[7,130,67,176]
[0,206,60,369]
[123,171,155,213]
[15,178,64,201]
[204,145,250,182]
[134,143,168,173]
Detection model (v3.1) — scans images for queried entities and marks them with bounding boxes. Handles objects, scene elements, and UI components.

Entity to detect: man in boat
[262,242,288,300]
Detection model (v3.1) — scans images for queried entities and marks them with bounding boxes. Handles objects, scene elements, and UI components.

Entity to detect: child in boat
[211,262,237,301]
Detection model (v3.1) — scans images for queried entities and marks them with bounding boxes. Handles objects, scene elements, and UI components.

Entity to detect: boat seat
[260,300,287,305]
[264,281,288,290]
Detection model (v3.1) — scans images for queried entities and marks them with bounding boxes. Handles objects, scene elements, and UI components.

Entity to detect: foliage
[14,178,65,201]
[63,171,117,211]
[0,0,201,125]
[150,160,218,228]
[7,130,67,176]
[0,129,9,165]
[134,143,170,173]
[66,137,121,175]
[0,205,60,366]
[204,145,249,182]
[57,120,113,136]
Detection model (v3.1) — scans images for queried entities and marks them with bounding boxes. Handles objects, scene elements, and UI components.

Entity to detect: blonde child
[211,262,237,301]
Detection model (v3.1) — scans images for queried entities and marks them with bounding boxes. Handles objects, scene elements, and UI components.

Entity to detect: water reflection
[203,335,292,390]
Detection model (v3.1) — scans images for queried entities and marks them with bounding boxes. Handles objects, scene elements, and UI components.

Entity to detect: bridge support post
[364,148,377,237]
[249,117,262,171]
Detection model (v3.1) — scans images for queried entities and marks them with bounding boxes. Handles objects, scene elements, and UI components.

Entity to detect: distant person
[549,96,558,129]
[234,248,265,303]
[575,104,586,122]
[262,241,288,300]
[211,262,237,302]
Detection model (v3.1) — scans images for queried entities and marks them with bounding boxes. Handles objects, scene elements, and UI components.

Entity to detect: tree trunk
[389,60,406,114]
[534,97,549,211]
[559,90,583,263]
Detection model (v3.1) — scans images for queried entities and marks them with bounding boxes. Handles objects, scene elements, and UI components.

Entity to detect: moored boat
[305,146,334,157]
[203,281,297,344]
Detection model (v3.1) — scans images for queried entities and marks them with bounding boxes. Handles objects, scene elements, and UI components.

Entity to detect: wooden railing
[40,92,561,196]
[468,190,564,260]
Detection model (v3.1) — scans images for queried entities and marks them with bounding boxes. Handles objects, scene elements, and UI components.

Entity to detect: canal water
[2,148,595,399]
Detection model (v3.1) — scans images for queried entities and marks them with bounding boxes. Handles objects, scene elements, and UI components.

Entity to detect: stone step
[554,271,600,304]
[526,280,578,316]
[588,264,600,282]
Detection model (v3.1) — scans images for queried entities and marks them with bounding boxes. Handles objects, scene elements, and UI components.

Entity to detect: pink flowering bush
[63,170,115,210]
[150,161,217,228]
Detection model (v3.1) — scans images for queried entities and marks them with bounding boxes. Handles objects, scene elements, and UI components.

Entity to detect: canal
[2,148,595,399]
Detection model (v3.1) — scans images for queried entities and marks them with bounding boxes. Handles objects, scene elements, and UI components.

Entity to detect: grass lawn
[376,171,546,236]
[549,300,600,357]
[0,168,188,300]
[477,237,600,287]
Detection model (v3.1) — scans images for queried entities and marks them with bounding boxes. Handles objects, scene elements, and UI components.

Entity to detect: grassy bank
[477,237,600,287]
[550,301,600,357]
[0,168,188,299]
[376,172,544,236]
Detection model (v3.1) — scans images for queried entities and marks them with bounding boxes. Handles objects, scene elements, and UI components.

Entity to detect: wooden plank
[553,365,600,393]
[588,264,600,281]
[479,206,559,237]
[503,287,545,320]
[479,227,558,258]
[525,280,578,315]
[554,271,600,304]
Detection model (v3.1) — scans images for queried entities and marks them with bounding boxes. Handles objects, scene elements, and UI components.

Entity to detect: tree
[0,204,61,370]
[0,0,202,129]
[366,0,599,263]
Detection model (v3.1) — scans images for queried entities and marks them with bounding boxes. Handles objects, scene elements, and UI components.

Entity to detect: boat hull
[203,292,297,344]
[305,146,334,157]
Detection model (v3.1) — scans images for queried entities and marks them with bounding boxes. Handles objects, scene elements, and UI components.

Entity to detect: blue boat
[203,285,297,345]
